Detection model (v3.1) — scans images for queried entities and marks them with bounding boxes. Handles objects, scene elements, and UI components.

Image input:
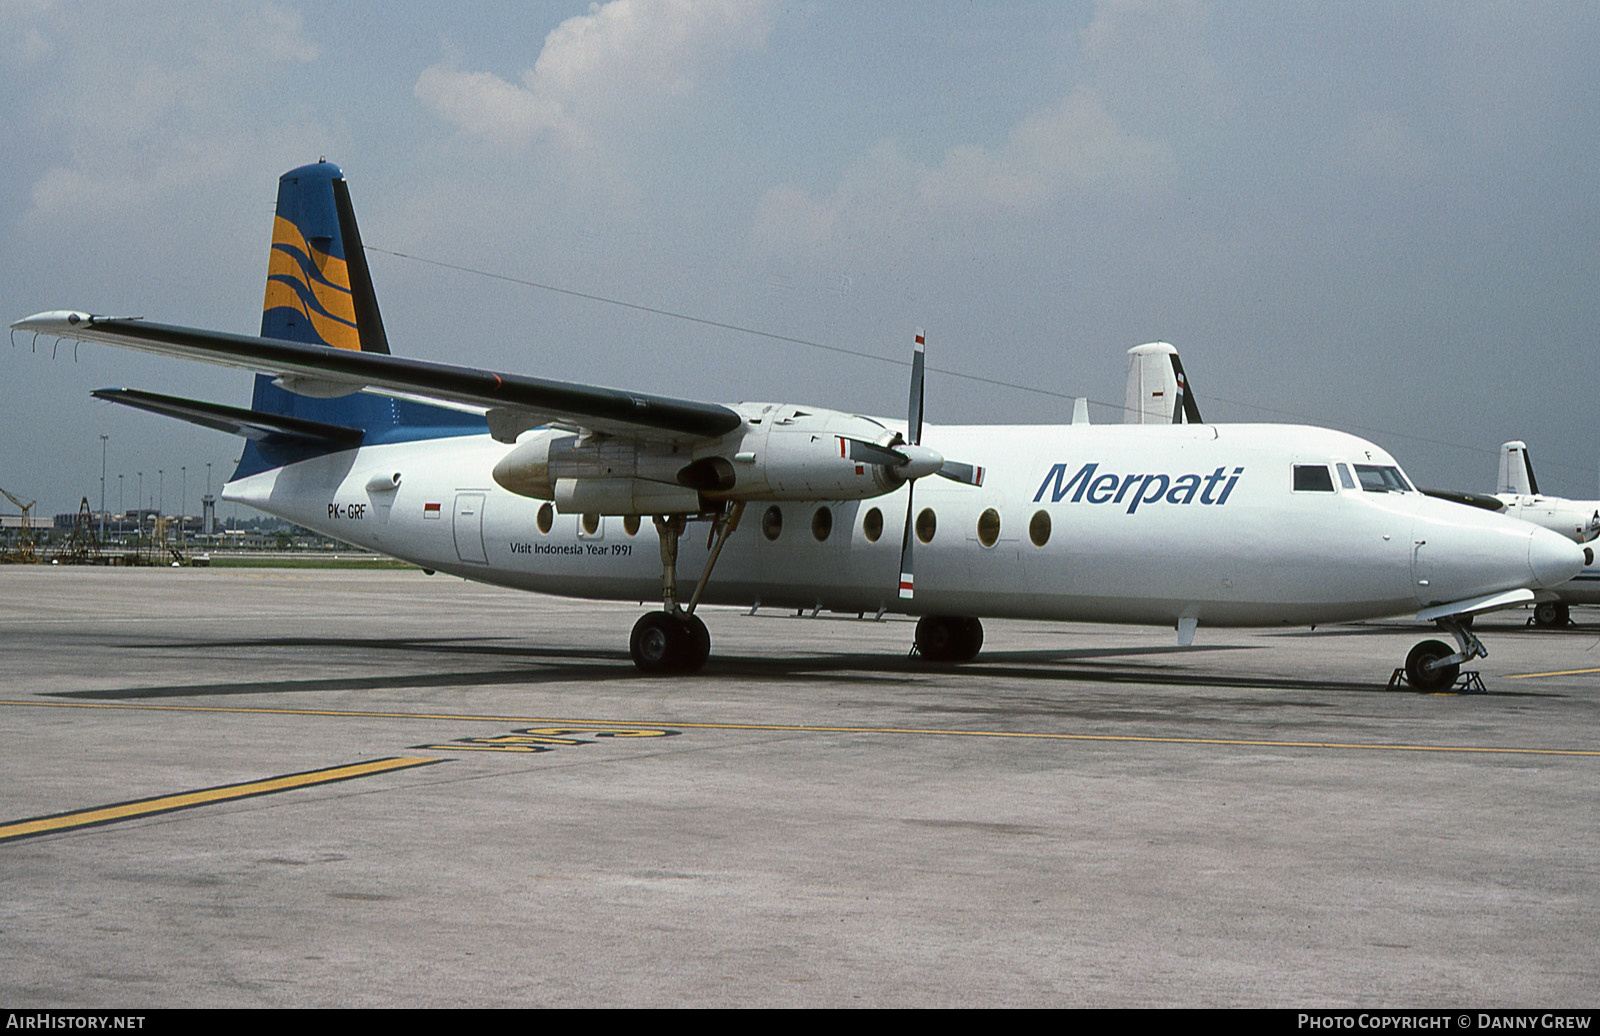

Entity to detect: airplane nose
[1528,526,1586,588]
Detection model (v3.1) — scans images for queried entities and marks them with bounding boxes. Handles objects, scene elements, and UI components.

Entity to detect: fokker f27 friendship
[13,162,1588,689]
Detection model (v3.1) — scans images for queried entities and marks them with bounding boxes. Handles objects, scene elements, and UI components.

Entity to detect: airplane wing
[13,311,743,442]
[1421,487,1507,513]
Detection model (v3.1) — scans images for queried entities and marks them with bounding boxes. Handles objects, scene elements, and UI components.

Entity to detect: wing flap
[17,311,743,442]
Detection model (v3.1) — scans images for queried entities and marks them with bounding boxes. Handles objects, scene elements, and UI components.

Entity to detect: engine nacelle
[554,478,701,515]
[489,404,920,514]
[491,432,695,502]
[717,405,908,501]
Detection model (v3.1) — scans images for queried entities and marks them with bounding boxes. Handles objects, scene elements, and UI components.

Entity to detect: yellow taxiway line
[0,756,438,842]
[1506,666,1600,679]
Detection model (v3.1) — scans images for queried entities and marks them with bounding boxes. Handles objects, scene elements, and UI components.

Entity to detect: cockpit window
[1335,463,1356,489]
[1353,464,1412,493]
[1293,465,1335,492]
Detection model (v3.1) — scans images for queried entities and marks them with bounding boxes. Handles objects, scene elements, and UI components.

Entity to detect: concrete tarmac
[1,567,1597,1007]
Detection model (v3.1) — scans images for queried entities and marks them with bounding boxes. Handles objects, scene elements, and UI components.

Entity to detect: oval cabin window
[977,508,1000,547]
[863,507,883,542]
[812,506,833,542]
[1029,510,1051,547]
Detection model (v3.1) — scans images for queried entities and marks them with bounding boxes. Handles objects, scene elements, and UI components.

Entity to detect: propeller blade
[898,480,916,600]
[907,330,925,446]
[935,460,985,487]
[844,437,907,467]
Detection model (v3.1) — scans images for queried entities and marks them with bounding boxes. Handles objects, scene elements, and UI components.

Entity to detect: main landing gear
[1401,614,1485,692]
[629,503,745,674]
[913,615,984,663]
[1532,600,1570,628]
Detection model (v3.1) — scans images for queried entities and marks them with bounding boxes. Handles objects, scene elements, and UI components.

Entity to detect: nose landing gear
[1400,614,1485,692]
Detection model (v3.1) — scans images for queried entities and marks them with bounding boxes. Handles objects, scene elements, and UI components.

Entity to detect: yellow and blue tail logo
[259,160,389,354]
[234,161,482,479]
[263,213,360,349]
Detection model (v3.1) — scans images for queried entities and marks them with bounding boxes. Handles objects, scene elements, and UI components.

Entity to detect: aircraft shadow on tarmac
[41,632,1546,699]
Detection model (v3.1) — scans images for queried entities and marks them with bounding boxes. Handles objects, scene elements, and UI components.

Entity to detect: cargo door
[453,492,487,564]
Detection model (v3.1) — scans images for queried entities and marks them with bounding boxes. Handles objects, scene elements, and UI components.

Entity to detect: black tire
[955,617,984,661]
[915,615,983,663]
[1533,601,1569,628]
[1405,639,1459,692]
[629,612,710,674]
[681,613,711,673]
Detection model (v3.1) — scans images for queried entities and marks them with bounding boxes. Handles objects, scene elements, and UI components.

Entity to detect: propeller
[892,331,983,601]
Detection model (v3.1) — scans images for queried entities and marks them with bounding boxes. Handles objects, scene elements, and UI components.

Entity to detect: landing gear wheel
[630,612,711,674]
[1533,601,1570,628]
[682,613,711,672]
[915,615,984,663]
[1405,639,1460,692]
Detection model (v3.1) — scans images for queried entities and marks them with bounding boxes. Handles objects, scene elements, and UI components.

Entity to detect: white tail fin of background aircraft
[1123,342,1202,425]
[1498,441,1537,496]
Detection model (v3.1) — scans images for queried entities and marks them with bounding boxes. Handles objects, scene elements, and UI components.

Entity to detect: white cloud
[752,88,1172,254]
[14,3,321,229]
[414,0,775,153]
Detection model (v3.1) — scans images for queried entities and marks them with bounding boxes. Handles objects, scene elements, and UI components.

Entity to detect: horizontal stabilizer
[92,388,364,446]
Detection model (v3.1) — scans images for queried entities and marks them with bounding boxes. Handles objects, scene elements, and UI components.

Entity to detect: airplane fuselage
[224,421,1577,631]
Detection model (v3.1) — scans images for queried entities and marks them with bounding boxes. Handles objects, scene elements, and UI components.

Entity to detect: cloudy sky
[3,0,1597,519]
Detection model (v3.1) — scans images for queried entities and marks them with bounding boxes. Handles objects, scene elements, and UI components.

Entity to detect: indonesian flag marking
[423,502,442,519]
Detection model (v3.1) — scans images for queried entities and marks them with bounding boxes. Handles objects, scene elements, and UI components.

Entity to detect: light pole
[180,466,187,551]
[157,469,163,516]
[99,434,108,541]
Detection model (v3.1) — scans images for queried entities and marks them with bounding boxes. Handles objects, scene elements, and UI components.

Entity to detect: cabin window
[1029,510,1051,547]
[812,506,833,542]
[582,513,601,535]
[623,515,640,536]
[1353,464,1413,493]
[916,508,937,544]
[761,505,783,541]
[977,508,1000,547]
[1293,465,1335,492]
[1336,463,1356,490]
[862,507,883,543]
[537,502,553,535]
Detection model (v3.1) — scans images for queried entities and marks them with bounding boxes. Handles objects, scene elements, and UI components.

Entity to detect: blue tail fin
[234,161,483,479]
[260,160,389,353]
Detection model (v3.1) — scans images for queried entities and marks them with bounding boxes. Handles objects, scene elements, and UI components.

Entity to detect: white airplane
[12,162,1589,690]
[1494,442,1600,625]
[1493,441,1600,544]
[1127,344,1600,630]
